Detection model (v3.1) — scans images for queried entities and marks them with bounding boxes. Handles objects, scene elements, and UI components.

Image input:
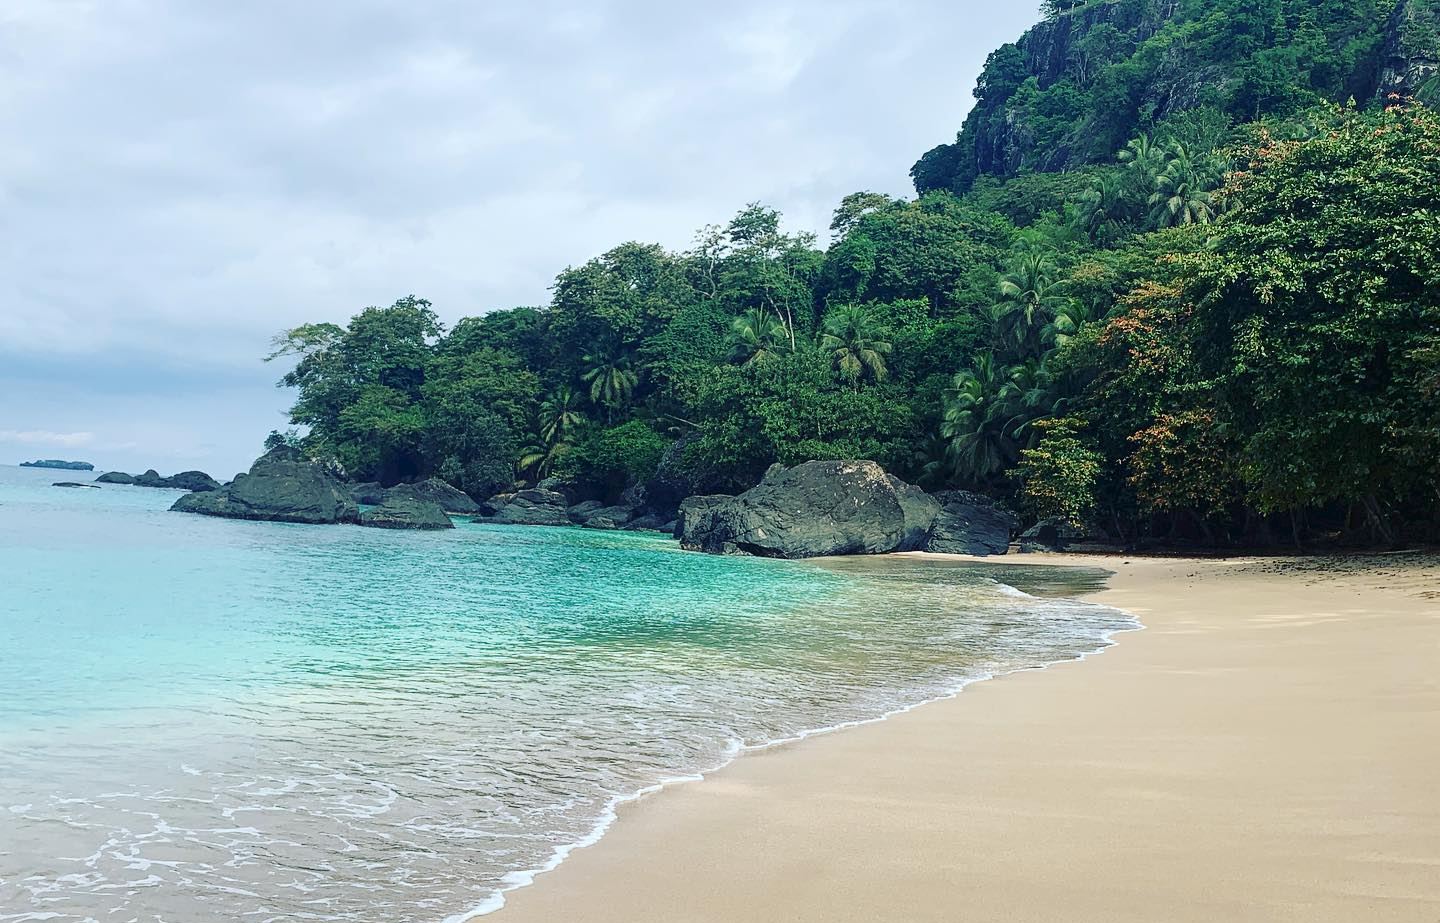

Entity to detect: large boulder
[679,461,924,559]
[675,495,733,546]
[360,496,454,530]
[171,446,360,525]
[566,500,607,522]
[388,477,480,514]
[890,476,943,552]
[95,471,136,485]
[924,491,1017,555]
[474,488,571,526]
[576,504,636,530]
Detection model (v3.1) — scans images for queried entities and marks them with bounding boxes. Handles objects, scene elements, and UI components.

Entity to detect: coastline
[490,551,1440,922]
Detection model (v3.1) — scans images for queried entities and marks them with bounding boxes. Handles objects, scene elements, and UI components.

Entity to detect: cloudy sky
[1,0,1037,476]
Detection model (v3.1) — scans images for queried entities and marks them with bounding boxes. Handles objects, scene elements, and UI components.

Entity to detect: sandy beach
[493,552,1440,922]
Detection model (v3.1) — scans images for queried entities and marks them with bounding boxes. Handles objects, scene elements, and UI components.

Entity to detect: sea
[0,463,1137,922]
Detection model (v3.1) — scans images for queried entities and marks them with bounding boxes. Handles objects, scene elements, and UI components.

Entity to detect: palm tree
[1073,173,1132,241]
[819,304,892,384]
[1148,142,1225,228]
[941,352,1019,484]
[1040,299,1097,349]
[993,249,1060,356]
[727,307,790,365]
[581,352,638,419]
[538,385,583,446]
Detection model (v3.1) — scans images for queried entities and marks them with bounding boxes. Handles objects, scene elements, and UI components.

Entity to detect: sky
[0,0,1038,476]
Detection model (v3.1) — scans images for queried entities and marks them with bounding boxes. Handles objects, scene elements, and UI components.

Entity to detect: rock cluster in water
[96,469,222,491]
[20,459,93,470]
[163,443,1018,555]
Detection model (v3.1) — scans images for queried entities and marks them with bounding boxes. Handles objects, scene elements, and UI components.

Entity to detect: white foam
[442,586,1143,921]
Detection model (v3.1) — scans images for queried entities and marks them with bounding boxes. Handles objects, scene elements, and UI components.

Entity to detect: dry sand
[493,552,1440,922]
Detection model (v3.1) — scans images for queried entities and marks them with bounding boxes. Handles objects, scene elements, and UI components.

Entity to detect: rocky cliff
[913,0,1401,193]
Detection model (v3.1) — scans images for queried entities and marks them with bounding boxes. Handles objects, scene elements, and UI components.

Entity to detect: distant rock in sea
[52,481,101,489]
[20,459,94,471]
[171,446,359,525]
[99,469,222,491]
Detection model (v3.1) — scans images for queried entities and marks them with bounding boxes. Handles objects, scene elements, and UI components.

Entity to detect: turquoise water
[0,464,1134,922]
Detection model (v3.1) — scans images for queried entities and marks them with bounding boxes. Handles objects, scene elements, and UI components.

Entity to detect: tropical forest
[269,0,1440,548]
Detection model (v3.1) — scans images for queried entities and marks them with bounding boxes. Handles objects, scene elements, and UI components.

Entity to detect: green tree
[819,304,893,384]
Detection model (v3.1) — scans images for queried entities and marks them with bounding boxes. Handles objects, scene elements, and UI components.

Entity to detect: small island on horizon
[19,459,95,471]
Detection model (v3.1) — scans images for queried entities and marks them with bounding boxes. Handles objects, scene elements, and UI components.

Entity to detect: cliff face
[1376,0,1440,102]
[913,0,1395,194]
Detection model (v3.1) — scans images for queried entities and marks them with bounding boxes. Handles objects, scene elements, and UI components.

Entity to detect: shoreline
[491,550,1440,922]
[454,552,1140,921]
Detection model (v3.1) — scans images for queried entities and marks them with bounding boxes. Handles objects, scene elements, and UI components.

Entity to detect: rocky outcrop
[171,446,360,524]
[387,478,481,514]
[679,461,927,559]
[53,481,100,489]
[360,496,454,530]
[20,459,93,470]
[576,504,636,530]
[1377,0,1440,101]
[474,488,571,526]
[567,500,606,522]
[926,491,1018,556]
[350,481,388,505]
[643,432,709,520]
[164,471,222,492]
[95,471,136,484]
[675,463,1018,559]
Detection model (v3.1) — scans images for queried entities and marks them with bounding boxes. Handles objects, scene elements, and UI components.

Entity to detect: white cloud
[0,0,1040,473]
[0,429,95,447]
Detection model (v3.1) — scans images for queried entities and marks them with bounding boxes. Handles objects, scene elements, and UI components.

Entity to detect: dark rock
[623,511,670,532]
[577,504,636,529]
[350,481,388,505]
[164,471,222,492]
[1019,518,1080,552]
[170,445,360,525]
[388,477,480,514]
[643,432,719,519]
[661,519,678,535]
[474,488,571,526]
[674,495,733,547]
[925,490,1017,556]
[680,461,925,559]
[52,481,100,489]
[113,469,220,491]
[360,496,454,530]
[134,469,167,487]
[566,500,607,523]
[20,459,93,471]
[889,476,943,552]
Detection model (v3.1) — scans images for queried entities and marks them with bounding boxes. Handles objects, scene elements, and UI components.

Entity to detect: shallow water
[0,464,1135,922]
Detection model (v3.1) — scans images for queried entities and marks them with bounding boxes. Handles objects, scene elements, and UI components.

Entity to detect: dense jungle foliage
[271,0,1440,548]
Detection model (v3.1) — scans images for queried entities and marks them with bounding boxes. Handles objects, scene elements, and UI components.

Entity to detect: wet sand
[492,552,1440,922]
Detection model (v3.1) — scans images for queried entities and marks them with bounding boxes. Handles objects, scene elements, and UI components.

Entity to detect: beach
[493,552,1440,922]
